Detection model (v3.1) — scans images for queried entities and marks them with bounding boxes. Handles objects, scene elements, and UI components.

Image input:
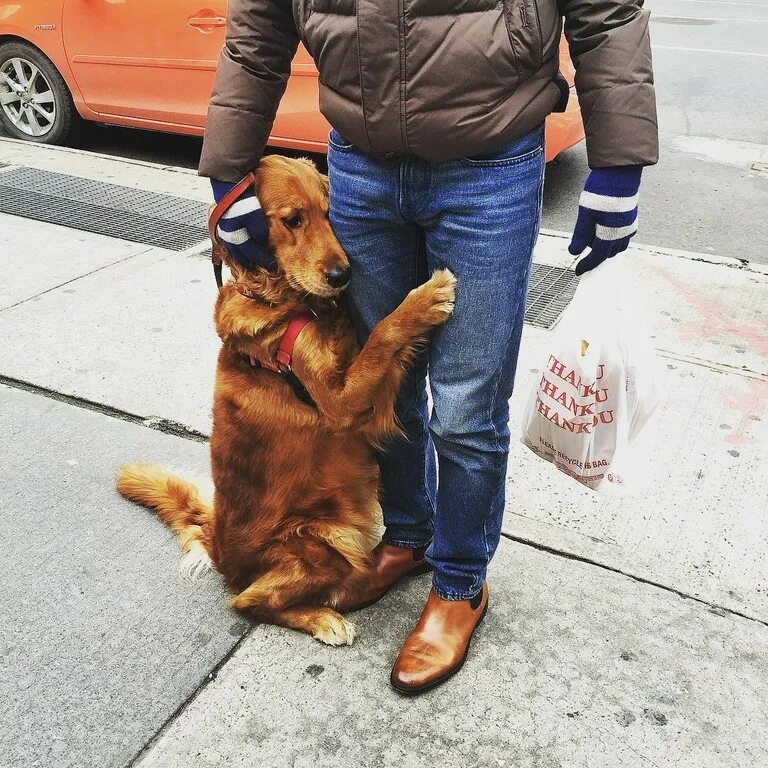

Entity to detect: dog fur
[117,155,455,645]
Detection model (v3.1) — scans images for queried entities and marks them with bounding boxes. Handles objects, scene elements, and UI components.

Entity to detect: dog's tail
[116,463,215,581]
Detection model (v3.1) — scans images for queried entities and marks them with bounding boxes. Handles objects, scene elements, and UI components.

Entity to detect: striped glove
[568,167,642,276]
[210,179,274,270]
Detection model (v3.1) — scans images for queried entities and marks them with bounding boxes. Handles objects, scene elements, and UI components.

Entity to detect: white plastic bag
[521,258,664,492]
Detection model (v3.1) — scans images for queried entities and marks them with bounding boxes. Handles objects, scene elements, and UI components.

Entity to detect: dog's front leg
[293,269,456,430]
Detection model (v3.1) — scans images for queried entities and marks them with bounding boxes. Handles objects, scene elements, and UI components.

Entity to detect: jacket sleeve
[198,0,299,181]
[557,0,659,168]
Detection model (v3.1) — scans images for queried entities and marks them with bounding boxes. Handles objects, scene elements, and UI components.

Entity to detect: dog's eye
[283,212,303,230]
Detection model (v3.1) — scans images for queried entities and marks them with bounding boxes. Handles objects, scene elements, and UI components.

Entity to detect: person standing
[199,0,657,694]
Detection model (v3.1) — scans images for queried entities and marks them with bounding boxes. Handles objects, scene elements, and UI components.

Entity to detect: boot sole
[347,561,434,614]
[389,598,489,696]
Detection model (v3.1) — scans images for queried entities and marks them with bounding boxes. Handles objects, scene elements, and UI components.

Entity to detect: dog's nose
[325,265,352,288]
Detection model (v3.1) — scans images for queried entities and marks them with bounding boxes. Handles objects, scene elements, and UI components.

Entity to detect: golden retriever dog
[117,155,456,645]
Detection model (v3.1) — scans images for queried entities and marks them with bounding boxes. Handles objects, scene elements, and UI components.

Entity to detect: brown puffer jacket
[199,0,658,182]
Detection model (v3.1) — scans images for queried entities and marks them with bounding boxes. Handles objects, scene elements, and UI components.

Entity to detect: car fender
[0,2,100,121]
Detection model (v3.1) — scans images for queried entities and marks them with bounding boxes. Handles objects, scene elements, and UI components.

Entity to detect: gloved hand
[568,167,642,276]
[210,179,274,270]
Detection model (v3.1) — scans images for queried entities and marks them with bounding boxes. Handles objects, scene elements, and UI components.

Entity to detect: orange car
[0,1,583,161]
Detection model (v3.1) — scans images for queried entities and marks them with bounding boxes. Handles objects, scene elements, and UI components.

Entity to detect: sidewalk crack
[0,248,151,313]
[500,532,768,628]
[0,375,209,443]
[656,348,768,380]
[124,626,254,768]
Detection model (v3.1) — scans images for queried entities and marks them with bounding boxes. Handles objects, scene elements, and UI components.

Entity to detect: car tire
[0,40,81,144]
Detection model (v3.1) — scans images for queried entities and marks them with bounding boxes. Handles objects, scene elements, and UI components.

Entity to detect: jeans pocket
[328,128,356,152]
[459,126,544,167]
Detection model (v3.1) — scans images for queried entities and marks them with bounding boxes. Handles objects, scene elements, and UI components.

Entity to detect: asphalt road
[549,0,768,264]
[3,0,767,264]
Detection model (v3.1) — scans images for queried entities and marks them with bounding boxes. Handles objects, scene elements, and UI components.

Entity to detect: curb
[0,135,199,176]
[539,228,768,276]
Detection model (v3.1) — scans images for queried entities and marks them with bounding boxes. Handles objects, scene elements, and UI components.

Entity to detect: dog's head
[234,154,351,298]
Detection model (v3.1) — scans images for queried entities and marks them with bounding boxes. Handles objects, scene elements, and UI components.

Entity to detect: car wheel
[0,41,80,144]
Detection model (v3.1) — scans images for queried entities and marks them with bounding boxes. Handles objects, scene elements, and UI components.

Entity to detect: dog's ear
[319,173,330,199]
[296,156,317,170]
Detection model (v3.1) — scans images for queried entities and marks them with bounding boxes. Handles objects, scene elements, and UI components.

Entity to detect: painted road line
[651,13,768,24]
[653,14,768,21]
[661,0,768,6]
[651,44,768,57]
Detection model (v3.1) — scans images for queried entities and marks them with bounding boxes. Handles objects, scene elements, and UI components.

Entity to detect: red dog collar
[247,310,317,408]
[252,311,316,373]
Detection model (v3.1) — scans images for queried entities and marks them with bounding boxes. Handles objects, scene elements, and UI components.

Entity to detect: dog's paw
[177,542,214,582]
[312,611,358,646]
[425,268,457,320]
[406,268,457,328]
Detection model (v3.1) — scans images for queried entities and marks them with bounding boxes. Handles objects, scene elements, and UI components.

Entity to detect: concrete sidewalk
[1,138,766,768]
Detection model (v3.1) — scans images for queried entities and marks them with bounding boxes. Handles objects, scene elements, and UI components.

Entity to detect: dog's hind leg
[116,463,214,580]
[263,606,357,646]
[230,563,357,646]
[177,525,214,582]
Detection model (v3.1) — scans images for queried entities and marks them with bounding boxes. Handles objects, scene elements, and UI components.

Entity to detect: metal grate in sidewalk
[0,167,208,250]
[195,249,579,329]
[0,165,580,317]
[525,263,581,329]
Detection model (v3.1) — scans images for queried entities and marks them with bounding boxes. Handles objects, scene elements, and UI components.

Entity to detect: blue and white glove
[568,167,642,276]
[211,179,274,270]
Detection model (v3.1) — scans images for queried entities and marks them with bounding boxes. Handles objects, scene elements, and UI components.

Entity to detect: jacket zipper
[520,2,544,69]
[397,0,410,154]
[532,0,544,68]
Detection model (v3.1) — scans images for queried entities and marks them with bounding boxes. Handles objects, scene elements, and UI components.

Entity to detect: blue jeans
[328,126,545,600]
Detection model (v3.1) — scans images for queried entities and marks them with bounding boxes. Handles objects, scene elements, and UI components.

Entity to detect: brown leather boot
[338,542,432,613]
[390,583,489,695]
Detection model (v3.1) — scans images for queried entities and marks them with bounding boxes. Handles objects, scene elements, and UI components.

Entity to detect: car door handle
[188,12,226,33]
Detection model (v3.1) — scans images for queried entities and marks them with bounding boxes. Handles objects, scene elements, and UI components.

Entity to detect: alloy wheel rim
[0,57,57,137]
